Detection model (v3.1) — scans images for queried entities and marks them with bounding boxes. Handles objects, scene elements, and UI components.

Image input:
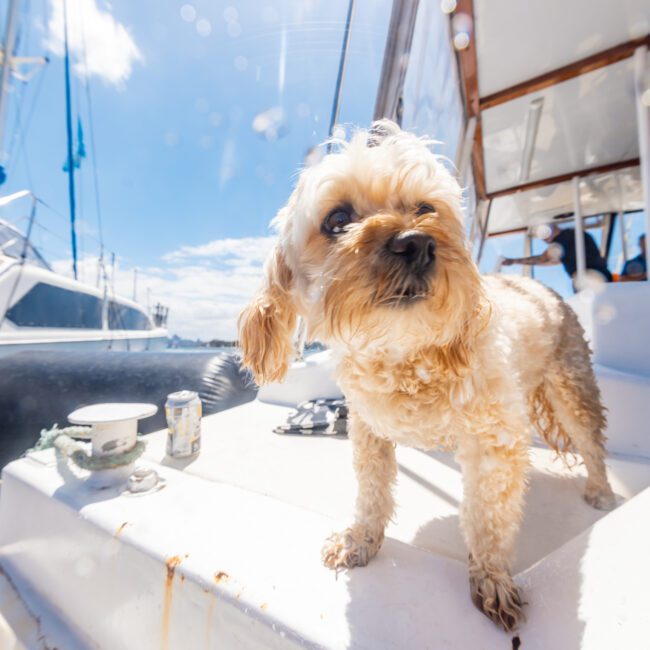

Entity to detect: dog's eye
[416,203,436,217]
[322,208,354,235]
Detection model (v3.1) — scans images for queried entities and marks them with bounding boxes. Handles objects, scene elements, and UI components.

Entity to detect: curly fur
[239,120,617,631]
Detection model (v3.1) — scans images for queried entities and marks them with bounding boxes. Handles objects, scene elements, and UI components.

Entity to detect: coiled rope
[31,424,145,471]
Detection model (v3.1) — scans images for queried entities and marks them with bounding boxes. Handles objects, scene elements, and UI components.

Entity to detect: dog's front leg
[456,430,529,631]
[322,412,396,570]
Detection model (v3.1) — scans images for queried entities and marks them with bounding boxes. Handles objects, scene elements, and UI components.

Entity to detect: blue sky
[1,0,392,338]
[0,0,645,339]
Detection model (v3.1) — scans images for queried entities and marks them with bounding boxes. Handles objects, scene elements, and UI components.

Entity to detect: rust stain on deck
[214,571,231,584]
[114,521,131,538]
[161,555,183,650]
[260,602,268,612]
[204,594,217,649]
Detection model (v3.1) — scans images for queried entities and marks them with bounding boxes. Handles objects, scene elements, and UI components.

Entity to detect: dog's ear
[238,246,297,385]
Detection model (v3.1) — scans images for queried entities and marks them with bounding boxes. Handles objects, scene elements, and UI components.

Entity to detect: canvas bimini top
[451,0,650,243]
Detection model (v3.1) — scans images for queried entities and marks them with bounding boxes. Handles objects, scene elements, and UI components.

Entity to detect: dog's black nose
[387,231,436,271]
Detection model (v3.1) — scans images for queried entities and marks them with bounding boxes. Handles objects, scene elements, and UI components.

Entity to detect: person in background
[502,222,613,286]
[620,234,647,281]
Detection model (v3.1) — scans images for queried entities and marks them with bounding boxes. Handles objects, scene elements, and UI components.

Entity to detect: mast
[0,0,20,185]
[63,0,78,280]
[373,0,420,123]
[326,0,355,150]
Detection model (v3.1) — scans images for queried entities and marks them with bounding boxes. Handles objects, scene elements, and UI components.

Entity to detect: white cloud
[51,235,277,341]
[43,0,143,87]
[163,236,276,264]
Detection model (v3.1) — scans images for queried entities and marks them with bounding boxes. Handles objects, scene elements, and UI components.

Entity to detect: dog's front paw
[470,570,525,632]
[583,484,617,511]
[321,526,383,570]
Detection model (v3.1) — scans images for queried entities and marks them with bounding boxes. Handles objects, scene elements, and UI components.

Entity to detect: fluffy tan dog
[238,120,616,631]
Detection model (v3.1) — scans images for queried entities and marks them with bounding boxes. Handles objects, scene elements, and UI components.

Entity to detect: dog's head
[239,120,485,384]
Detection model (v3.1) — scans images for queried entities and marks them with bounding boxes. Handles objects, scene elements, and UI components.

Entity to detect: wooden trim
[479,35,650,111]
[454,0,485,199]
[488,215,606,239]
[486,158,640,201]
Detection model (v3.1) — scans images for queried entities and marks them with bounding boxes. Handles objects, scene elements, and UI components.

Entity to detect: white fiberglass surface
[482,58,638,194]
[141,400,650,574]
[474,0,650,97]
[2,446,648,649]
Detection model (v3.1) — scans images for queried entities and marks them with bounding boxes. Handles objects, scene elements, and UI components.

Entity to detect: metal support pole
[373,0,420,123]
[476,199,492,264]
[634,46,650,266]
[573,176,586,288]
[456,116,477,185]
[618,211,628,264]
[523,230,533,278]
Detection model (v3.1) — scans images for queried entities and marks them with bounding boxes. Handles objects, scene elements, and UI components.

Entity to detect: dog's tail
[529,383,575,458]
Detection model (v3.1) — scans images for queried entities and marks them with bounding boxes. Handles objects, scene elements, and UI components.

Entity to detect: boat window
[5,283,103,329]
[108,301,152,331]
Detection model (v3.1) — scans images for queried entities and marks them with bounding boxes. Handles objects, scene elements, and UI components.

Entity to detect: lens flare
[196,18,212,37]
[574,270,607,294]
[440,0,457,14]
[595,303,617,324]
[224,6,239,22]
[252,107,289,142]
[234,55,249,71]
[453,32,470,50]
[642,89,650,107]
[180,4,196,22]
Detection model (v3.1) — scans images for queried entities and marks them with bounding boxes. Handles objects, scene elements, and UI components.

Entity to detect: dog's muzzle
[381,230,436,306]
[387,230,436,276]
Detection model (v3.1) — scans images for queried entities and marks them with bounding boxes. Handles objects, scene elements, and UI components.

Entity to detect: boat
[0,0,168,358]
[0,0,649,649]
[0,207,168,357]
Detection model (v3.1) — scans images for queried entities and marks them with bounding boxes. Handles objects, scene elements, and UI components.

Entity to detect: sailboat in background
[0,0,168,355]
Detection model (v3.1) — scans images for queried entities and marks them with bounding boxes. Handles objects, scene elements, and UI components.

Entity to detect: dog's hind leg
[543,360,616,510]
[456,416,530,632]
[534,300,616,510]
[321,411,396,570]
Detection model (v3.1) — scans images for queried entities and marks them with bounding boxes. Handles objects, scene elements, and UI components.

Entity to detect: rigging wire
[78,0,107,290]
[326,0,355,152]
[4,0,28,172]
[0,194,37,328]
[6,59,47,187]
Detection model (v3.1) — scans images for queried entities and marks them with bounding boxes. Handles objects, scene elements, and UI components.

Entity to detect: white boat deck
[143,400,650,573]
[1,396,649,649]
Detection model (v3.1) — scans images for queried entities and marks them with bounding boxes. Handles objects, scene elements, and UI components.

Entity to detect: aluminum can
[165,390,202,458]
